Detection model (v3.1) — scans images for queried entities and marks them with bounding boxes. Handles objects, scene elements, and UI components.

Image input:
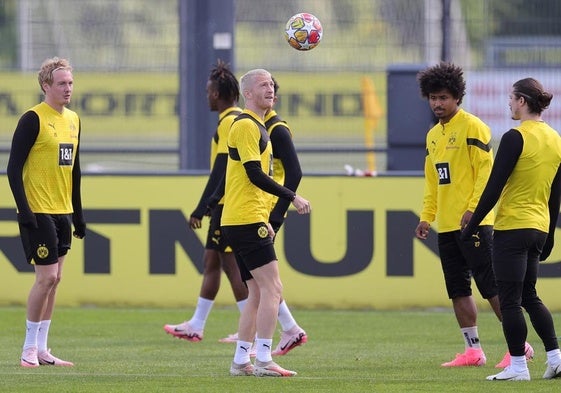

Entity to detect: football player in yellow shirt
[222,69,310,377]
[415,62,532,368]
[462,78,561,381]
[7,57,86,368]
[163,60,247,343]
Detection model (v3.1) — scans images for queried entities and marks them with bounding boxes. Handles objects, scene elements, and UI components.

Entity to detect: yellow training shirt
[264,109,292,188]
[420,109,494,232]
[222,109,274,225]
[495,120,561,232]
[210,106,242,168]
[24,102,80,213]
[211,106,241,205]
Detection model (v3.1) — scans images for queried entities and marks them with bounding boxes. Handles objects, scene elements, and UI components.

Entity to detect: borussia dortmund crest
[37,244,49,259]
[448,131,457,145]
[257,225,269,238]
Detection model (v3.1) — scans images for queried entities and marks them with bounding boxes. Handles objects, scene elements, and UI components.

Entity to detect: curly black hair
[417,62,466,105]
[209,59,239,103]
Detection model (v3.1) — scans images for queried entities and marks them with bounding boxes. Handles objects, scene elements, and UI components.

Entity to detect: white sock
[255,338,273,363]
[23,320,40,350]
[461,326,481,349]
[233,340,253,365]
[277,300,297,332]
[546,348,561,367]
[37,320,52,353]
[236,299,247,313]
[190,297,214,330]
[510,355,528,373]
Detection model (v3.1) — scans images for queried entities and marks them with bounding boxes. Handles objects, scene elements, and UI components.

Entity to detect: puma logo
[472,231,481,248]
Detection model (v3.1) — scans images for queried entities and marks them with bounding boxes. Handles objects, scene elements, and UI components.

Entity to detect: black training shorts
[438,226,498,299]
[19,213,72,265]
[205,205,232,252]
[222,222,277,282]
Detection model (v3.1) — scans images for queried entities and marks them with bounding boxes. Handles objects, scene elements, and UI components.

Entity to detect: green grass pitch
[0,307,559,392]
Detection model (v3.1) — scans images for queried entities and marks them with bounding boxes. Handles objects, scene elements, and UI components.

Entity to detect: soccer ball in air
[284,13,323,51]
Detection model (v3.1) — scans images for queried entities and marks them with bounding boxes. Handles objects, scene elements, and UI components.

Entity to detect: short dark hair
[417,62,466,105]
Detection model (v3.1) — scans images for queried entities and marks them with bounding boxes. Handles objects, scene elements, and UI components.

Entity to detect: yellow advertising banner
[0,71,386,140]
[2,175,561,310]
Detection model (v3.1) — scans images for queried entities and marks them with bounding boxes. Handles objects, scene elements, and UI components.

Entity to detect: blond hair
[239,68,270,98]
[38,57,72,93]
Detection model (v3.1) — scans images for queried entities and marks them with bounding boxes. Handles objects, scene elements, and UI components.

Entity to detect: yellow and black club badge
[36,244,49,259]
[257,225,269,238]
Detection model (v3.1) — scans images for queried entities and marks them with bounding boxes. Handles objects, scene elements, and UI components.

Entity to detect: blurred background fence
[1,0,561,174]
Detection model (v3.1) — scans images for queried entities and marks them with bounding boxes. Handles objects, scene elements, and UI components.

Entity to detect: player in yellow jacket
[415,62,533,368]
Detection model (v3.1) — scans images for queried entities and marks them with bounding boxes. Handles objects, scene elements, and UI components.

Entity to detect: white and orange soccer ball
[284,13,323,51]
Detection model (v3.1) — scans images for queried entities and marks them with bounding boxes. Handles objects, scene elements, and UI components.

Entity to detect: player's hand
[266,222,275,238]
[17,211,38,229]
[189,216,202,229]
[415,221,430,240]
[460,210,473,231]
[73,222,86,239]
[292,195,311,214]
[540,237,554,261]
